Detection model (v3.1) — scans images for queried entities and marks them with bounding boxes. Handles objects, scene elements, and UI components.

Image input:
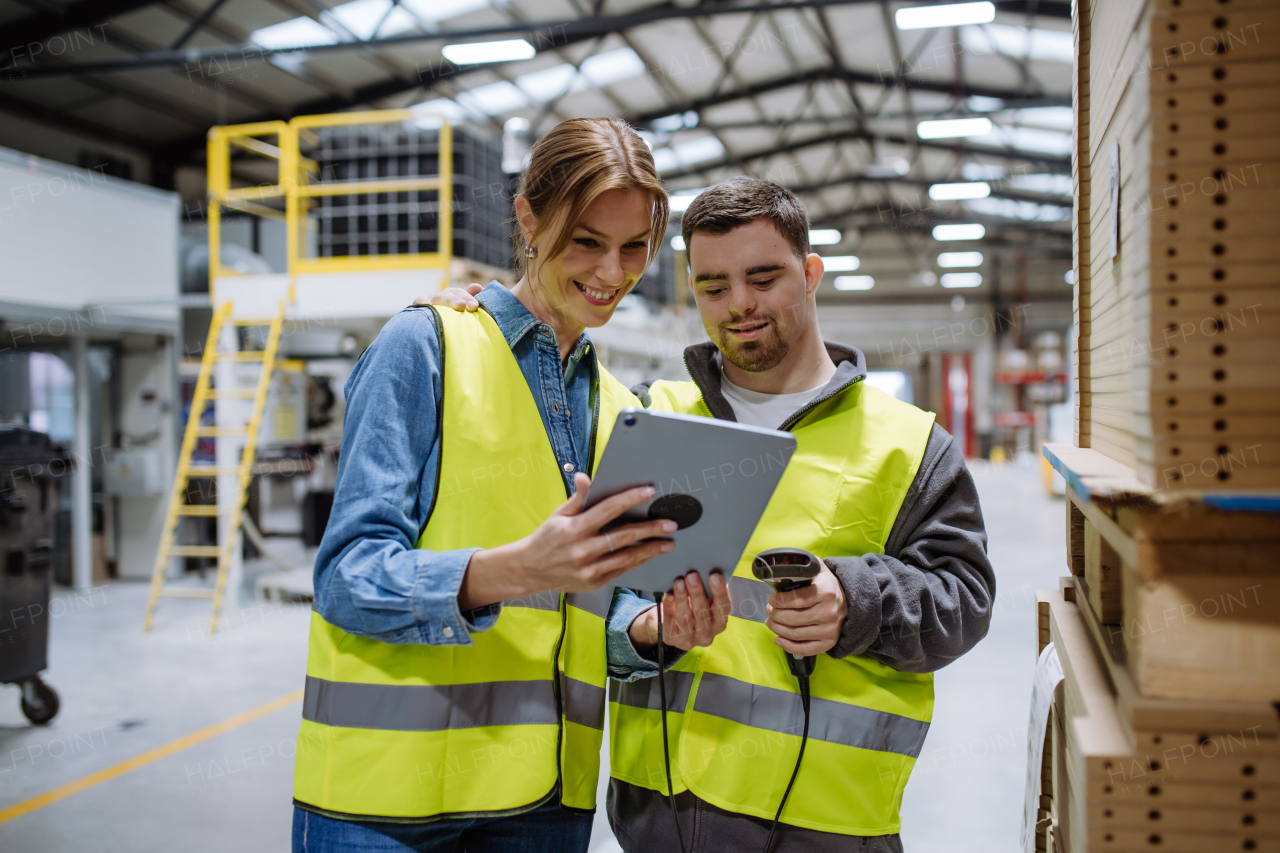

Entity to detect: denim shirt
[313,283,659,679]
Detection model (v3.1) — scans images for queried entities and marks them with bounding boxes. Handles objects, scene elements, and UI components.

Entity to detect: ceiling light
[941,272,983,288]
[929,182,991,200]
[808,229,842,245]
[865,157,910,178]
[822,256,860,271]
[917,118,993,139]
[834,276,874,291]
[668,191,706,213]
[932,224,986,241]
[938,251,984,268]
[442,39,536,64]
[896,1,995,30]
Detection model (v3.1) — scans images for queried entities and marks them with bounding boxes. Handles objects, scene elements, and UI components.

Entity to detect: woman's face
[527,186,656,330]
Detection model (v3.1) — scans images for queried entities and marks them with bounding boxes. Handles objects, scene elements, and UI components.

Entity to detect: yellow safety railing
[206,109,454,300]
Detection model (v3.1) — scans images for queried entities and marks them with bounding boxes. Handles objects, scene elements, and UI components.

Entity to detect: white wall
[0,146,179,329]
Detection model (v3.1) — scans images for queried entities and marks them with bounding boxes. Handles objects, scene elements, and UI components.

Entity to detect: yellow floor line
[0,689,304,825]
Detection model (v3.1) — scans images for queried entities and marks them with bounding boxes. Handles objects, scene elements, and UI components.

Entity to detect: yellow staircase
[143,301,285,634]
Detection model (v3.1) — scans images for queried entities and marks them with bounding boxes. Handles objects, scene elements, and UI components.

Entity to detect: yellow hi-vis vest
[609,377,936,837]
[294,305,636,821]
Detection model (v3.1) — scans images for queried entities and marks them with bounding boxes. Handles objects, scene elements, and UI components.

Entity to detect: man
[424,177,994,851]
[605,177,995,852]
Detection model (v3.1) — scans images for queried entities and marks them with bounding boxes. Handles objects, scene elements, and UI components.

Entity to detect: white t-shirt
[720,371,827,430]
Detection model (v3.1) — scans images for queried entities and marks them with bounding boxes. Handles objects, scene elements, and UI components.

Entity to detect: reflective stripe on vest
[610,377,936,836]
[294,305,635,820]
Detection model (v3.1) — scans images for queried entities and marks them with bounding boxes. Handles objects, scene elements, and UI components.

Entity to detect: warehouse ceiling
[0,0,1076,304]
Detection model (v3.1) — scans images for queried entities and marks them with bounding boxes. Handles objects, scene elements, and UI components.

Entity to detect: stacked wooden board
[1074,0,1280,490]
[1038,443,1280,851]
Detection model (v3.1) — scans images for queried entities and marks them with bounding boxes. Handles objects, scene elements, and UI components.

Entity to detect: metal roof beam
[5,0,1070,79]
[632,67,1068,126]
[660,129,1070,182]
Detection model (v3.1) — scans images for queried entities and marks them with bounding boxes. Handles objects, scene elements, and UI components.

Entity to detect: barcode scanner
[751,548,822,853]
[752,548,821,678]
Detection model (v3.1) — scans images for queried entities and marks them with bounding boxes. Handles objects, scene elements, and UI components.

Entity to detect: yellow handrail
[205,110,455,299]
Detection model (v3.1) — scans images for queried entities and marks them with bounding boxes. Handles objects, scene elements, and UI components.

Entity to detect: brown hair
[516,117,668,273]
[681,177,810,261]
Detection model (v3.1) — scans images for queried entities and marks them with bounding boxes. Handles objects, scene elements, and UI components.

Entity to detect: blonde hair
[516,117,668,273]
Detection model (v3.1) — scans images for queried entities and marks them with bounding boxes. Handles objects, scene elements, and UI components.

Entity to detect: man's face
[687,219,821,373]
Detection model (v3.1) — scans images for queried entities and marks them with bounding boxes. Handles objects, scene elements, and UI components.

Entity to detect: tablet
[583,407,796,594]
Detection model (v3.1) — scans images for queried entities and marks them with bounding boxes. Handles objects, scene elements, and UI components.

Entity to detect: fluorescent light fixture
[932,224,986,241]
[669,190,706,213]
[671,236,686,251]
[652,111,699,132]
[917,118,992,139]
[941,272,983,288]
[834,276,874,291]
[938,251,984,268]
[251,16,338,49]
[967,95,1004,112]
[896,1,994,30]
[808,229,842,245]
[964,197,1071,222]
[929,182,991,201]
[442,39,535,64]
[822,255,860,272]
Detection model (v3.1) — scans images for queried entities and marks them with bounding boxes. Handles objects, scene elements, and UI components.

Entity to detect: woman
[292,117,730,853]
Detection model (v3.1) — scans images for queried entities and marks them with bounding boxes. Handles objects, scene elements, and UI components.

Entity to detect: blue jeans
[292,802,594,853]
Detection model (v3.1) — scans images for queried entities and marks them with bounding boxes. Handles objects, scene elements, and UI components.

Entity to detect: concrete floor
[0,457,1064,852]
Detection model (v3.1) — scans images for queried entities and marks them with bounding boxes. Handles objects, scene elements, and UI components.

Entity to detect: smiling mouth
[725,318,770,335]
[574,281,619,306]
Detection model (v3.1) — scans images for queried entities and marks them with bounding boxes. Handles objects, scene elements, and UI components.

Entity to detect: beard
[716,314,790,372]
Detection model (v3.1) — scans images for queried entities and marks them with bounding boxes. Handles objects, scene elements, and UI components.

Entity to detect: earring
[524,245,538,259]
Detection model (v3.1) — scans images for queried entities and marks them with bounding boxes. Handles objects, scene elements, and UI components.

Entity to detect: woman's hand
[629,571,732,652]
[765,560,848,656]
[415,282,484,311]
[460,473,676,609]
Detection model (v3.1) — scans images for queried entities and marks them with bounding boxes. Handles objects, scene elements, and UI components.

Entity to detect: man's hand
[630,571,731,652]
[414,282,484,311]
[765,559,847,656]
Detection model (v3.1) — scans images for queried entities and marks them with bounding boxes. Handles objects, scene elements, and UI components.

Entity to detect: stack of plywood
[1039,583,1279,853]
[1074,0,1280,491]
[1038,444,1280,852]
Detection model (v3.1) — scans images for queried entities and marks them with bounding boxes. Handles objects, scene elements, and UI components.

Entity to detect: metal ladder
[143,300,285,635]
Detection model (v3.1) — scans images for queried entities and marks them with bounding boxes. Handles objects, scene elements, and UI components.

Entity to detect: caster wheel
[20,677,59,725]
